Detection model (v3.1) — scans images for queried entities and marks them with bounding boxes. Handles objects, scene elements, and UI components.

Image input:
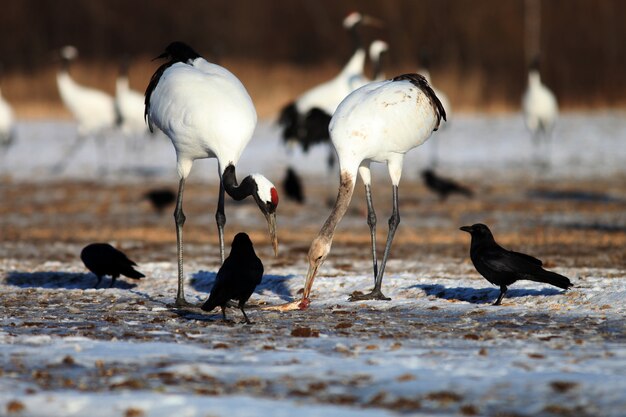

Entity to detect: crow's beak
[264,212,278,256]
[459,225,472,233]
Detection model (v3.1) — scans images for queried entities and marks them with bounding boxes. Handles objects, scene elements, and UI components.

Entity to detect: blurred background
[1,0,625,119]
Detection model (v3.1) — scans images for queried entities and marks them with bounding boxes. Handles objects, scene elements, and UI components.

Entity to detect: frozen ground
[1,113,626,416]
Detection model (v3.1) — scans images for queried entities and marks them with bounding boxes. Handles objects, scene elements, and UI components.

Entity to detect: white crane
[522,59,558,167]
[278,12,382,155]
[269,73,446,311]
[369,40,389,81]
[145,41,279,307]
[115,59,149,137]
[55,46,118,173]
[0,83,16,156]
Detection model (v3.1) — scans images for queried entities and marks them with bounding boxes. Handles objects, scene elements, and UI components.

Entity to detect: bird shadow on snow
[412,284,563,304]
[5,271,137,290]
[189,270,297,302]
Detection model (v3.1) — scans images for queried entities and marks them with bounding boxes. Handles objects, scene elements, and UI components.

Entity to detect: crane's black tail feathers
[528,270,572,290]
[392,73,447,130]
[121,266,145,280]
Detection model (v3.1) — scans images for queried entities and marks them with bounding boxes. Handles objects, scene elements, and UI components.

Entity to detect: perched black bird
[201,233,263,324]
[144,188,176,213]
[80,243,145,288]
[422,169,473,201]
[460,223,572,305]
[282,167,305,204]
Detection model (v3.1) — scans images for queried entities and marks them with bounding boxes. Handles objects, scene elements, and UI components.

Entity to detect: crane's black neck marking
[372,50,386,80]
[348,20,363,52]
[144,41,202,131]
[392,73,447,131]
[222,164,257,202]
[61,57,72,72]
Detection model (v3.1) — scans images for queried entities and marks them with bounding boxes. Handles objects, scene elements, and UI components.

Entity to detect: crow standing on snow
[282,166,305,203]
[422,169,473,201]
[460,223,572,305]
[80,243,145,288]
[201,233,263,324]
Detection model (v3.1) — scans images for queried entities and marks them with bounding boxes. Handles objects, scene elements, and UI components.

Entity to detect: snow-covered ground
[1,113,626,416]
[2,111,626,182]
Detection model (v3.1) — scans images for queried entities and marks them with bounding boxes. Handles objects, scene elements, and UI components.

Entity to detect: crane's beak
[152,51,169,61]
[362,15,385,28]
[301,261,319,305]
[459,225,472,233]
[264,212,278,256]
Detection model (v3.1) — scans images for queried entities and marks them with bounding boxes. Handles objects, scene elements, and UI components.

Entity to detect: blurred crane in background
[53,45,118,174]
[0,65,16,158]
[522,58,558,168]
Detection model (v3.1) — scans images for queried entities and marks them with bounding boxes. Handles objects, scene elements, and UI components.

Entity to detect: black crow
[144,188,176,213]
[80,243,145,288]
[460,223,572,305]
[282,167,305,204]
[422,169,472,201]
[201,233,263,323]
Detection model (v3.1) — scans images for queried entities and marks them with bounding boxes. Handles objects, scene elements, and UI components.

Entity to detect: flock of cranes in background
[0,11,559,201]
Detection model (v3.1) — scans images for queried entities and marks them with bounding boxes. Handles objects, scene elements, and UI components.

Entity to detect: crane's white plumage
[522,69,558,136]
[148,60,256,178]
[115,72,148,136]
[0,86,15,149]
[57,46,117,137]
[330,76,444,184]
[145,42,278,307]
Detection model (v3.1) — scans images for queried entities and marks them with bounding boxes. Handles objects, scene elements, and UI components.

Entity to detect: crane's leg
[109,275,117,288]
[358,164,378,278]
[51,134,86,174]
[173,177,191,307]
[94,133,108,176]
[493,285,507,306]
[365,183,378,278]
[350,184,398,301]
[215,180,226,264]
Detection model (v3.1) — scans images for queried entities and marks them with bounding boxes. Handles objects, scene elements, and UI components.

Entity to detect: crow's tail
[122,266,145,280]
[528,269,572,290]
[201,297,217,312]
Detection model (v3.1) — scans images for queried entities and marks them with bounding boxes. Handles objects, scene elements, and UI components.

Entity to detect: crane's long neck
[528,70,542,88]
[116,76,129,94]
[349,23,363,52]
[320,170,356,239]
[221,164,255,201]
[301,170,356,303]
[372,52,385,80]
